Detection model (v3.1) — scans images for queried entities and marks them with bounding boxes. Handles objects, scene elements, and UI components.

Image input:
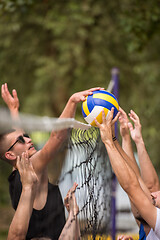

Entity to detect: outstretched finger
[4,83,11,97]
[128,122,133,132]
[94,117,101,128]
[101,109,107,123]
[128,114,135,122]
[128,110,139,122]
[119,106,126,115]
[112,111,120,124]
[88,87,105,92]
[108,107,114,122]
[2,83,12,103]
[12,89,19,102]
[70,182,78,194]
[130,110,139,119]
[21,152,27,169]
[25,151,31,168]
[16,155,24,174]
[128,114,140,125]
[1,84,4,97]
[1,84,7,99]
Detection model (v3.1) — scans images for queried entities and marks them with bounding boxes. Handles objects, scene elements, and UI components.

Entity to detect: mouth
[28,145,35,150]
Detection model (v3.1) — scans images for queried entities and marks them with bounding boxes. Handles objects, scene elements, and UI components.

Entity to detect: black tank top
[8,170,66,240]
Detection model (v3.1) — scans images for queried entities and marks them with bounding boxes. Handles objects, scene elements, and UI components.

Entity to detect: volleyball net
[0,75,118,239]
[0,113,112,239]
[63,128,112,239]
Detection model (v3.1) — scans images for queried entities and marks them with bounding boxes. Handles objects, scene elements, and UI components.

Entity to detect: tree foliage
[0,0,160,171]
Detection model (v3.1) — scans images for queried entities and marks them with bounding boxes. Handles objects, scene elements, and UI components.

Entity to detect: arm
[34,87,104,173]
[95,108,157,230]
[59,183,80,240]
[7,152,38,240]
[128,110,159,192]
[119,107,139,170]
[118,107,151,226]
[117,107,140,177]
[112,107,151,199]
[59,87,104,119]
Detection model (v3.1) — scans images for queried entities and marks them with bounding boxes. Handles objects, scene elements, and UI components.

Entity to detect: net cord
[0,80,114,133]
[0,109,91,133]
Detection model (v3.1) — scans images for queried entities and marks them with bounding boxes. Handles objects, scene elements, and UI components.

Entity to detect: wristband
[112,136,117,141]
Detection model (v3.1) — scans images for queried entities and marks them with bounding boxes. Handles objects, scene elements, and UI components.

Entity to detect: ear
[5,151,17,161]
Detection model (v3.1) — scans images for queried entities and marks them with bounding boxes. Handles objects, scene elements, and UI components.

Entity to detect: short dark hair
[0,129,16,161]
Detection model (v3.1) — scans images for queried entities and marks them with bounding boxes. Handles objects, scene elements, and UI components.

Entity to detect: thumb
[81,96,86,101]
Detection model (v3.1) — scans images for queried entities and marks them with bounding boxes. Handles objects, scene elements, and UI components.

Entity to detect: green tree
[0,0,160,174]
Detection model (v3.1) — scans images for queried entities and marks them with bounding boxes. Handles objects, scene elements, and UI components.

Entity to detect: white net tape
[0,107,91,133]
[0,80,115,133]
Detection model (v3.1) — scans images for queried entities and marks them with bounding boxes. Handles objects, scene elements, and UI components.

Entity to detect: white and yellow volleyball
[82,90,119,127]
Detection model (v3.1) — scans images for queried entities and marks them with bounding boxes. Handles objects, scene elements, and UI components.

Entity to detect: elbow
[8,233,26,240]
[7,227,26,240]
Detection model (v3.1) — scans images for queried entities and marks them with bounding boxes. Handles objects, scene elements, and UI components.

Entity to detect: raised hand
[94,107,120,145]
[16,151,38,190]
[128,110,142,143]
[1,83,20,118]
[119,107,130,138]
[64,182,79,216]
[70,87,104,103]
[59,183,80,240]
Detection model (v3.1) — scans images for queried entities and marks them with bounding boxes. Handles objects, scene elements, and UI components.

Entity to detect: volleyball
[82,90,119,127]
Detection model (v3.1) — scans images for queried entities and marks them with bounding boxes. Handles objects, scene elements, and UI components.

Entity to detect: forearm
[114,139,151,199]
[135,138,159,191]
[59,214,79,240]
[9,108,19,120]
[59,88,102,119]
[75,218,81,240]
[106,141,152,210]
[122,134,137,167]
[7,187,35,240]
[59,97,77,119]
[114,138,140,177]
[105,140,139,194]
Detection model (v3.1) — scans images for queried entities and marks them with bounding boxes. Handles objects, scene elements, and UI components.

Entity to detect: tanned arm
[7,152,38,240]
[95,108,157,230]
[128,110,159,192]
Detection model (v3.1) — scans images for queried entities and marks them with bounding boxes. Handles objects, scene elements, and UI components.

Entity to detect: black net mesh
[0,108,113,239]
[58,127,112,239]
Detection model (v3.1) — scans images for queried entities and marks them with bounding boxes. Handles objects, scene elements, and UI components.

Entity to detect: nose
[24,136,32,143]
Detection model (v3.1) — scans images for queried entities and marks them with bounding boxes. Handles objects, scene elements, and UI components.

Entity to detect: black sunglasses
[7,133,30,152]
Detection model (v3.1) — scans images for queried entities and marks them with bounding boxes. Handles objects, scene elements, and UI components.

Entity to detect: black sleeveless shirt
[8,170,66,240]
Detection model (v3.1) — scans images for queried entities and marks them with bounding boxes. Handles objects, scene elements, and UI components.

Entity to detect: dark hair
[0,129,16,161]
[0,129,16,137]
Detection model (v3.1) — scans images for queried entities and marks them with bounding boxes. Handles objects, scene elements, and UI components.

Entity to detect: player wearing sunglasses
[7,133,31,152]
[1,83,103,239]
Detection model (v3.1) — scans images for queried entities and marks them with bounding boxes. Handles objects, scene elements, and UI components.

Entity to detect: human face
[6,130,37,157]
[7,133,31,151]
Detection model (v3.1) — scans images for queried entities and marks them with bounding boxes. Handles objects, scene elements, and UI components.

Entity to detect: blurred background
[0,0,160,239]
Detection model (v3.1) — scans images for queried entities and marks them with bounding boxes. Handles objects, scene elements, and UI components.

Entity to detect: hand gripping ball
[82,90,119,127]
